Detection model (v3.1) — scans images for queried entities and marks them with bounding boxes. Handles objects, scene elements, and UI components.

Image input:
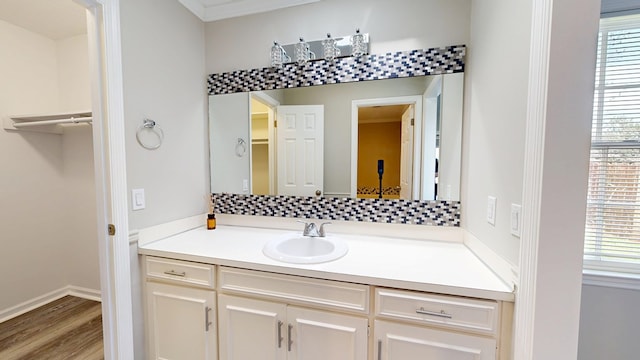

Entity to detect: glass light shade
[322,33,340,62]
[295,37,315,65]
[351,29,366,57]
[270,41,290,68]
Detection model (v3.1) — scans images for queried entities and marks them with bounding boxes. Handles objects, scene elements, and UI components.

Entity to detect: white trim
[137,213,206,246]
[177,0,206,21]
[67,285,103,302]
[202,0,320,22]
[84,0,135,358]
[350,96,423,199]
[463,231,519,290]
[178,0,321,22]
[513,0,553,358]
[583,270,640,290]
[0,285,102,324]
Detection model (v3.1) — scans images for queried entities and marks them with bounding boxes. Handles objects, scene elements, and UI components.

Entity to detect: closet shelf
[4,110,92,134]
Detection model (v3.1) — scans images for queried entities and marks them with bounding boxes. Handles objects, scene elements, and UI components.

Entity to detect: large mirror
[209,73,463,201]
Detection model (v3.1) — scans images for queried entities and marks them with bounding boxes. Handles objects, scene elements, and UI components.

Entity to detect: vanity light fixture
[269,31,368,66]
[322,33,340,62]
[351,28,367,57]
[294,37,315,65]
[270,41,290,68]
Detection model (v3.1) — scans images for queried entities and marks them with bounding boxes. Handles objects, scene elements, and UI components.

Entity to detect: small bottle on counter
[207,194,217,230]
[207,213,217,230]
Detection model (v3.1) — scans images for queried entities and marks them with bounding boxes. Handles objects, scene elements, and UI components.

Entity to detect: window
[585,14,640,274]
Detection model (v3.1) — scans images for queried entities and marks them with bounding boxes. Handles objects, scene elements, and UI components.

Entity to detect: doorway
[0,0,133,358]
[351,96,423,199]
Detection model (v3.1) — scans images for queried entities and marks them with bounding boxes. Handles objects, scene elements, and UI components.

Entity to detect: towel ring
[136,119,164,150]
[235,138,246,157]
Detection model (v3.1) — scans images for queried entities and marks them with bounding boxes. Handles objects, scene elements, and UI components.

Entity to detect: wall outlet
[242,179,249,192]
[132,188,145,211]
[511,204,522,237]
[487,196,497,225]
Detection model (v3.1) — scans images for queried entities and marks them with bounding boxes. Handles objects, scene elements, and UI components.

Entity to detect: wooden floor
[0,296,103,360]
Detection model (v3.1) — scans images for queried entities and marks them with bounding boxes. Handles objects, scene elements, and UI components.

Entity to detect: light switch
[487,196,497,226]
[511,204,522,237]
[132,188,145,211]
[242,179,249,192]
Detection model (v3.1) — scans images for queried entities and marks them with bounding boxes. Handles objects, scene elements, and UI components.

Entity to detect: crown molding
[178,0,321,22]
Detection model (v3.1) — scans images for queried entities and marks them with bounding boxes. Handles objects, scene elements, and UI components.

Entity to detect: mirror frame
[208,45,465,227]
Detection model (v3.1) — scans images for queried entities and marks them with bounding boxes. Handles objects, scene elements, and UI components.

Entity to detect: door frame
[78,0,134,358]
[350,96,423,198]
[251,91,280,195]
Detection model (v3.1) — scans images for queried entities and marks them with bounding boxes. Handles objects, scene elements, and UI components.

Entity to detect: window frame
[583,14,640,287]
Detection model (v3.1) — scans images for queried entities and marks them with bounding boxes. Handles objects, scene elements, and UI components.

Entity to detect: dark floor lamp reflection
[378,159,384,199]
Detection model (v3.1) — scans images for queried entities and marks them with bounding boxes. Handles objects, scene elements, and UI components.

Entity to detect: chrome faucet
[297,220,331,237]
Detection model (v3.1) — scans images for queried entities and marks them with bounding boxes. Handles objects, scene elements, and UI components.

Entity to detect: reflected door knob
[315,190,322,196]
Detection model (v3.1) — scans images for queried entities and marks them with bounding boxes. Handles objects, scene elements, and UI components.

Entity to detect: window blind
[585,14,640,273]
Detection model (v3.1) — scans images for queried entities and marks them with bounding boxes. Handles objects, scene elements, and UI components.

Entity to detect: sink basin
[263,234,348,264]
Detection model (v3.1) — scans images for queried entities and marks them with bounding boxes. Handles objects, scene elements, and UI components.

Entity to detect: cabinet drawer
[145,256,215,288]
[375,288,499,335]
[219,266,369,313]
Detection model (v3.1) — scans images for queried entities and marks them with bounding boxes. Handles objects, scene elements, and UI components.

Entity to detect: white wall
[120,0,207,357]
[578,284,640,359]
[439,73,463,201]
[57,35,91,112]
[210,93,251,194]
[462,0,532,267]
[0,20,67,312]
[121,0,208,231]
[0,21,99,314]
[205,0,471,74]
[57,34,100,291]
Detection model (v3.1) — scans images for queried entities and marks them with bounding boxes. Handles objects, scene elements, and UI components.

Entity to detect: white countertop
[138,224,514,302]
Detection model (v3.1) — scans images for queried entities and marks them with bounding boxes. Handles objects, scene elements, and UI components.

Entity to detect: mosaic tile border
[213,193,460,227]
[207,45,466,95]
[357,186,400,196]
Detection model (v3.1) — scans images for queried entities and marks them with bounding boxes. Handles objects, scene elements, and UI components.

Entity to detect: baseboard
[0,285,102,323]
[463,230,519,291]
[67,285,102,302]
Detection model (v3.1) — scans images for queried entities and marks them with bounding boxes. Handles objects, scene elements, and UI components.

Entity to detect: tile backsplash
[214,193,460,227]
[207,45,466,95]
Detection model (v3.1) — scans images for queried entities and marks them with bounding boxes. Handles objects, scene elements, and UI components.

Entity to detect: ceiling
[0,0,320,40]
[359,105,410,124]
[0,0,86,40]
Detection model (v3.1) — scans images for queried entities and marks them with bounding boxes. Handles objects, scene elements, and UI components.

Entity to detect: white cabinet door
[288,306,368,360]
[218,294,287,360]
[374,320,496,360]
[218,295,368,360]
[146,282,217,360]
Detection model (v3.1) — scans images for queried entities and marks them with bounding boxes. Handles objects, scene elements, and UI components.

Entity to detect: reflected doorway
[356,104,414,199]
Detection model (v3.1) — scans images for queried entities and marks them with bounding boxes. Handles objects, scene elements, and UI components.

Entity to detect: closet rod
[12,117,93,128]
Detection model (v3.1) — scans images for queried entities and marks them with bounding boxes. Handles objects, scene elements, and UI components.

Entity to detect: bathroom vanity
[138,218,514,360]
